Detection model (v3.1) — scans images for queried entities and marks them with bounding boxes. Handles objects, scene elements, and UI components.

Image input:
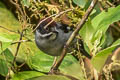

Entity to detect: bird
[35,18,91,58]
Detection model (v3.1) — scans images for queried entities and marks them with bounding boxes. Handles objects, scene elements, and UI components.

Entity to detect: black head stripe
[36,18,57,34]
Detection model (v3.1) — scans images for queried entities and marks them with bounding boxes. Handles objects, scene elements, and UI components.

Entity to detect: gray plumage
[35,22,73,56]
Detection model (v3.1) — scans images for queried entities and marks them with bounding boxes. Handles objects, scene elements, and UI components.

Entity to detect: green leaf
[30,51,78,72]
[0,2,20,54]
[30,51,54,72]
[2,48,14,62]
[11,71,45,80]
[80,20,94,51]
[0,42,11,54]
[0,34,12,42]
[0,59,8,76]
[91,39,120,72]
[27,75,70,80]
[80,20,94,42]
[0,2,20,32]
[60,62,85,80]
[89,5,120,54]
[29,51,83,79]
[73,0,87,8]
[0,33,19,42]
[0,33,19,54]
[0,49,13,76]
[92,5,120,34]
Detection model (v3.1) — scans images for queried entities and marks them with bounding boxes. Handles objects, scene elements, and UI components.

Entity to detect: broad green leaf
[11,71,44,80]
[29,51,54,72]
[0,1,20,55]
[0,59,8,76]
[0,55,4,60]
[0,36,12,42]
[8,41,35,63]
[0,2,20,54]
[30,52,77,72]
[91,39,120,72]
[80,20,94,42]
[92,5,120,33]
[0,42,11,54]
[0,33,19,42]
[0,49,13,76]
[0,33,19,54]
[2,48,14,62]
[29,51,83,79]
[0,2,20,32]
[27,75,70,80]
[89,5,120,54]
[80,20,94,52]
[61,62,85,80]
[73,0,87,8]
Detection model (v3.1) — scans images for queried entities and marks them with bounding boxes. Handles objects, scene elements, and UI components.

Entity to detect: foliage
[12,71,44,80]
[0,0,120,80]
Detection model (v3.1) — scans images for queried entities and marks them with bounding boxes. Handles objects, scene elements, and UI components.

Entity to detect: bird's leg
[49,56,60,74]
[52,57,57,67]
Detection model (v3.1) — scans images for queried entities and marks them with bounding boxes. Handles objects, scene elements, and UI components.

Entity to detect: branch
[0,26,18,33]
[9,0,26,21]
[44,9,73,29]
[9,0,26,68]
[50,0,98,71]
[12,31,24,67]
[32,8,73,32]
[12,39,32,44]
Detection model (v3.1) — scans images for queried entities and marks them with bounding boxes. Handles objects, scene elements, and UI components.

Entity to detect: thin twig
[110,24,120,32]
[0,25,33,44]
[0,26,18,33]
[106,1,115,7]
[98,1,104,11]
[9,0,27,71]
[12,31,24,66]
[32,8,73,32]
[44,9,73,29]
[116,21,120,27]
[12,39,31,44]
[50,0,98,71]
[5,68,11,80]
[18,62,26,68]
[9,0,26,22]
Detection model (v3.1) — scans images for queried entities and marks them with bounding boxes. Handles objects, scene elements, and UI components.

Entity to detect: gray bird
[35,18,91,58]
